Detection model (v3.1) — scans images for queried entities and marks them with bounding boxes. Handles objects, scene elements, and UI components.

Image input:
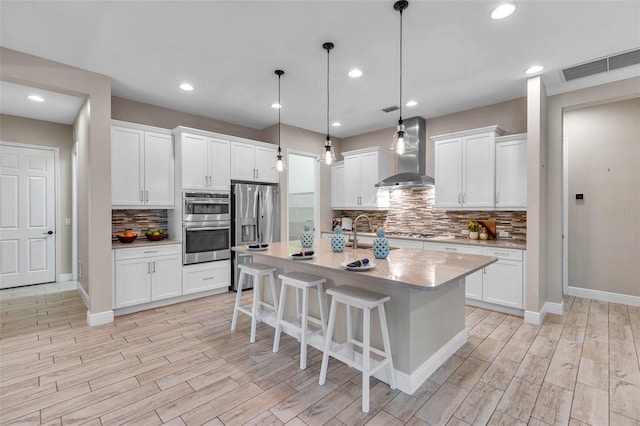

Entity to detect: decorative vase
[331,226,346,252]
[479,230,488,240]
[372,229,390,259]
[301,223,314,248]
[469,231,479,240]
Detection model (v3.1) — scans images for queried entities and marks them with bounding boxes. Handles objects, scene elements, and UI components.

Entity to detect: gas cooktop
[387,232,437,239]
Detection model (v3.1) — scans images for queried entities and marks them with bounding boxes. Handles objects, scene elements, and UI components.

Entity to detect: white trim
[398,328,468,394]
[71,142,78,281]
[59,273,73,282]
[562,137,569,296]
[113,287,229,316]
[77,281,90,306]
[86,309,114,326]
[0,141,60,286]
[465,299,524,317]
[565,285,640,307]
[524,300,565,325]
[285,149,321,243]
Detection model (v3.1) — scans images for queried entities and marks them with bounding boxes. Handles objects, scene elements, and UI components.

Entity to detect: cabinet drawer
[483,247,522,261]
[424,242,483,255]
[183,261,229,294]
[114,244,181,261]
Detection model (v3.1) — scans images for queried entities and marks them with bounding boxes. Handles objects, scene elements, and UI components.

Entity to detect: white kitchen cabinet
[231,141,278,183]
[178,132,230,190]
[113,244,182,309]
[111,123,174,208]
[183,260,230,294]
[495,134,527,210]
[433,126,504,210]
[482,247,523,309]
[423,242,484,301]
[331,162,346,209]
[342,147,390,210]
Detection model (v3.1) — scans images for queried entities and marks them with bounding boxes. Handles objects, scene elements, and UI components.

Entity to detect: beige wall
[1,47,113,318]
[112,96,264,141]
[74,102,90,295]
[565,97,640,297]
[0,115,74,277]
[545,76,640,304]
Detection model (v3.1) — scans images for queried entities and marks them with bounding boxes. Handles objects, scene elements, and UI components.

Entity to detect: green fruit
[145,230,152,236]
[158,229,164,234]
[153,231,161,236]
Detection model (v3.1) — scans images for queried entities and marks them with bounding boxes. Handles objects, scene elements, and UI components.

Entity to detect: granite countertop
[112,238,181,250]
[233,239,497,291]
[322,229,526,250]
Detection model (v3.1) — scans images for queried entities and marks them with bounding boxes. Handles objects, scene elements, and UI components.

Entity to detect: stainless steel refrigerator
[231,182,281,291]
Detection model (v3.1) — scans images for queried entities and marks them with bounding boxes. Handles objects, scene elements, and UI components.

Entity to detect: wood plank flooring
[1,282,639,425]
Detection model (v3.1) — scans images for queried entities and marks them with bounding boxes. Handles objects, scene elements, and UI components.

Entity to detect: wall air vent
[381,105,400,113]
[562,48,640,81]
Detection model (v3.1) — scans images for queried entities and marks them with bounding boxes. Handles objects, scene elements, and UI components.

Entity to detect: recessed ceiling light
[271,103,282,109]
[28,95,44,102]
[524,65,544,75]
[348,69,363,78]
[406,100,418,107]
[332,122,342,127]
[179,83,194,91]
[491,3,516,19]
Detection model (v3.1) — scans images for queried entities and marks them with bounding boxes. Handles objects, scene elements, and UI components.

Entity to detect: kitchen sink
[345,242,399,250]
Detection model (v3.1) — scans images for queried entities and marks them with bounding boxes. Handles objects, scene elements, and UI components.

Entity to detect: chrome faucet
[353,215,371,249]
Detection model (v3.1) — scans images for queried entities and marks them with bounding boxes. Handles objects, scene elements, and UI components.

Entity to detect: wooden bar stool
[231,263,278,343]
[272,271,327,369]
[319,285,396,413]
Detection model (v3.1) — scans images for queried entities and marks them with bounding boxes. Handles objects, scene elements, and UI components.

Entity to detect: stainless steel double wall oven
[182,191,231,265]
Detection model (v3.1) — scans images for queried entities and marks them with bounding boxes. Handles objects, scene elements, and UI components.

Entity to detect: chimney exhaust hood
[375,116,435,188]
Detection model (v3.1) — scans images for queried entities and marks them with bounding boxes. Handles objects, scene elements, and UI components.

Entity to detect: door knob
[44,230,54,235]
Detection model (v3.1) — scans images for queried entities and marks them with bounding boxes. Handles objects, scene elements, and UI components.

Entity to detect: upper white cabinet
[331,162,346,209]
[433,126,504,210]
[111,122,174,208]
[495,134,527,210]
[231,141,278,183]
[342,147,390,210]
[176,130,230,191]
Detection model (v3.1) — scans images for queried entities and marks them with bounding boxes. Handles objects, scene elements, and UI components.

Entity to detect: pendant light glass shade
[318,42,336,165]
[390,0,409,155]
[274,69,286,171]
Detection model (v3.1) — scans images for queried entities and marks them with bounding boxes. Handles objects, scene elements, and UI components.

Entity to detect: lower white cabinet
[482,247,524,309]
[423,242,524,309]
[183,260,230,294]
[114,244,182,309]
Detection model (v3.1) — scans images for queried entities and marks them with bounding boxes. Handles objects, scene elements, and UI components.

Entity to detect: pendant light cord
[326,46,330,139]
[278,73,281,150]
[399,6,403,123]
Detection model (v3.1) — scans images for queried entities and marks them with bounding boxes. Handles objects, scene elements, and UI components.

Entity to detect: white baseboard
[87,309,114,326]
[465,299,524,317]
[566,285,640,307]
[261,314,466,395]
[77,283,90,306]
[58,273,73,282]
[524,300,565,325]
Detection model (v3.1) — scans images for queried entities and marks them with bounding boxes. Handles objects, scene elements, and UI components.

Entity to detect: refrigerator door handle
[256,189,261,243]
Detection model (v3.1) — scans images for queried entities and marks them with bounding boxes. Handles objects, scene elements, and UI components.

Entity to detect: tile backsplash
[338,187,526,242]
[111,210,169,242]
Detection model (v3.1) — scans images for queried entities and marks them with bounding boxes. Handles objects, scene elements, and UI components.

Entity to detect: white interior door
[1,144,56,288]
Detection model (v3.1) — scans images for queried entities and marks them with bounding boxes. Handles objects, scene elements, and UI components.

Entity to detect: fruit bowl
[145,233,165,241]
[116,233,138,243]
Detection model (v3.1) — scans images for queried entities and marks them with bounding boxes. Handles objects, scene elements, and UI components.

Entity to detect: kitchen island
[233,240,497,394]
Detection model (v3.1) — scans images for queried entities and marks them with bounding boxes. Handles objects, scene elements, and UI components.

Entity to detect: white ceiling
[1,1,639,136]
[0,81,85,125]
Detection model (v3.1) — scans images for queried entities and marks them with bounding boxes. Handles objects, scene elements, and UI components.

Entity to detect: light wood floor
[1,283,639,426]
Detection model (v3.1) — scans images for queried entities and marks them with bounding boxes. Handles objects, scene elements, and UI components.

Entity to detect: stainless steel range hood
[375,116,435,188]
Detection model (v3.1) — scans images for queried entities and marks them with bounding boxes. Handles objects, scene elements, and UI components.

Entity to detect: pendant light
[390,0,409,155]
[319,42,337,165]
[274,69,286,172]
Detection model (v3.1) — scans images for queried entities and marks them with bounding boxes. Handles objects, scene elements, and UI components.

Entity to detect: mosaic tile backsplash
[111,210,169,242]
[339,187,526,242]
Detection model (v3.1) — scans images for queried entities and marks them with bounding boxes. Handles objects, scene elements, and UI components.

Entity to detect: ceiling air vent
[381,105,399,113]
[562,48,640,81]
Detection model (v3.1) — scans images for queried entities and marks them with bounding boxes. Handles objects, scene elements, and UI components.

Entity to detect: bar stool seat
[319,285,396,413]
[231,263,278,343]
[273,271,327,370]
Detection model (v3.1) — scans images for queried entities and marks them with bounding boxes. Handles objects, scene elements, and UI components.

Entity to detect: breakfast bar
[233,239,497,394]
